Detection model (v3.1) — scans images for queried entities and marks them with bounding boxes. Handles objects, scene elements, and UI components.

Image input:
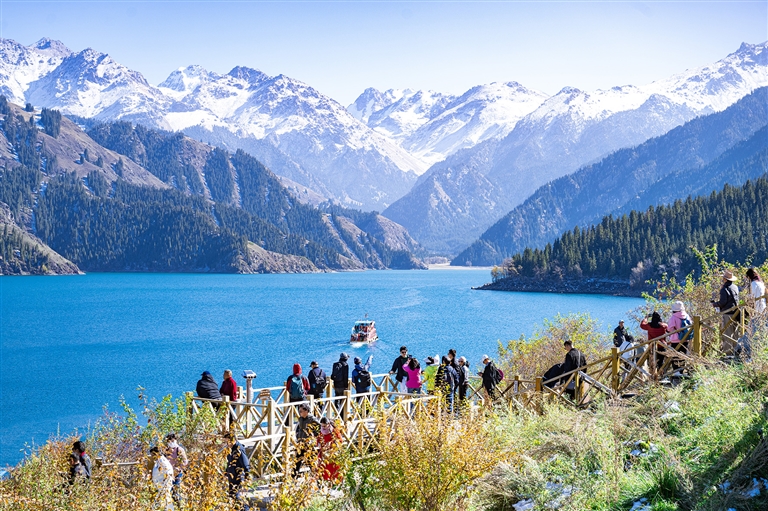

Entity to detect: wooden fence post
[692,315,702,356]
[185,391,194,416]
[223,396,230,431]
[282,426,291,476]
[611,347,620,392]
[266,398,275,451]
[535,377,543,393]
[344,389,352,422]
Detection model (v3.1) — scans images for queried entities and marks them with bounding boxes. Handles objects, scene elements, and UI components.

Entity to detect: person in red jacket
[286,363,311,402]
[640,312,669,373]
[219,369,238,402]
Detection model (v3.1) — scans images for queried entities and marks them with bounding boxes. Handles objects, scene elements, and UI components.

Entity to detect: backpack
[311,368,326,390]
[494,367,504,385]
[678,316,693,341]
[289,375,306,400]
[355,368,372,388]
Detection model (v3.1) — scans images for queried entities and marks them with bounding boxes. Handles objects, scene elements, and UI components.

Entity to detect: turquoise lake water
[0,270,643,465]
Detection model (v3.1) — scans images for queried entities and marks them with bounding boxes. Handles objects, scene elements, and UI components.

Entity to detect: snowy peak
[159,65,221,95]
[0,38,70,104]
[30,38,71,58]
[227,66,269,85]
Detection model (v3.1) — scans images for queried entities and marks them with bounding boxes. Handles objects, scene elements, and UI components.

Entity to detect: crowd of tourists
[195,346,505,415]
[613,268,765,364]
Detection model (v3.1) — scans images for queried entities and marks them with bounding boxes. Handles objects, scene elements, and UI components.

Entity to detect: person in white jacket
[150,446,175,511]
[747,268,766,315]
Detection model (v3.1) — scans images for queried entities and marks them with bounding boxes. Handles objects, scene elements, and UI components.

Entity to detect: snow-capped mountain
[0,38,70,105]
[0,39,424,210]
[349,82,549,166]
[383,41,768,254]
[25,47,173,126]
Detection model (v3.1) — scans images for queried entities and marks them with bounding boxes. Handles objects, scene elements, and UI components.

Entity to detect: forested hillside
[487,176,768,290]
[455,87,768,266]
[0,98,425,274]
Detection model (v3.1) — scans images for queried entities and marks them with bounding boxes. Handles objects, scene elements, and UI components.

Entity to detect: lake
[0,270,643,465]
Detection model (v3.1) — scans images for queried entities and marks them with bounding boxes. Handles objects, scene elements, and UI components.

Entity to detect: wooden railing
[187,372,486,478]
[187,298,764,479]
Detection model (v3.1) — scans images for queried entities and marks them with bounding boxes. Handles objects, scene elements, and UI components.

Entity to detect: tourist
[403,356,422,394]
[561,340,587,400]
[666,301,692,361]
[712,270,740,354]
[165,433,188,504]
[441,355,458,413]
[286,363,310,403]
[447,348,460,373]
[68,453,86,486]
[352,355,374,395]
[150,446,175,511]
[196,371,222,400]
[307,361,327,399]
[294,404,320,477]
[224,432,250,510]
[613,320,634,347]
[331,353,350,397]
[457,356,470,404]
[747,268,766,315]
[479,355,500,403]
[641,311,669,371]
[389,346,410,392]
[317,418,341,483]
[423,356,439,394]
[72,441,92,479]
[220,369,239,402]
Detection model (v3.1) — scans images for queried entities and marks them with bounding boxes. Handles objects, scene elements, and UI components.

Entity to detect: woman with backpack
[286,363,310,403]
[666,301,692,358]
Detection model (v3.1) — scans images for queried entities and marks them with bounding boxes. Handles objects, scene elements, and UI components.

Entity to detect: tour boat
[350,317,378,343]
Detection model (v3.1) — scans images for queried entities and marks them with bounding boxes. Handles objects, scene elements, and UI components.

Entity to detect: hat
[482,354,490,362]
[425,356,435,365]
[293,363,302,375]
[354,356,362,365]
[723,270,738,281]
[202,371,211,377]
[671,301,685,312]
[310,361,318,368]
[339,352,349,361]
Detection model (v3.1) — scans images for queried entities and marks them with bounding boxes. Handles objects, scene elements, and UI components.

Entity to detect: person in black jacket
[389,346,409,392]
[331,353,350,396]
[561,341,587,400]
[293,403,321,477]
[307,361,327,399]
[479,355,499,403]
[712,270,741,354]
[224,432,250,509]
[613,320,633,347]
[196,371,222,400]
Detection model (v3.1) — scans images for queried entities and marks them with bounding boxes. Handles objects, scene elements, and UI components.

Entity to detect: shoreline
[473,277,648,297]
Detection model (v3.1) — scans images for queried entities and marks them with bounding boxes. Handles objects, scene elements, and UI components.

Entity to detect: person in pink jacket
[402,357,423,394]
[666,301,692,366]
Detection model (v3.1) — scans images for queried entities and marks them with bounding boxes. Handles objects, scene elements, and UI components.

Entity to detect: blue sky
[2,1,765,104]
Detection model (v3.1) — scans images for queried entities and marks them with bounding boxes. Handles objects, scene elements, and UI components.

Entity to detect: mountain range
[455,87,768,266]
[382,42,768,254]
[0,97,425,274]
[1,36,766,260]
